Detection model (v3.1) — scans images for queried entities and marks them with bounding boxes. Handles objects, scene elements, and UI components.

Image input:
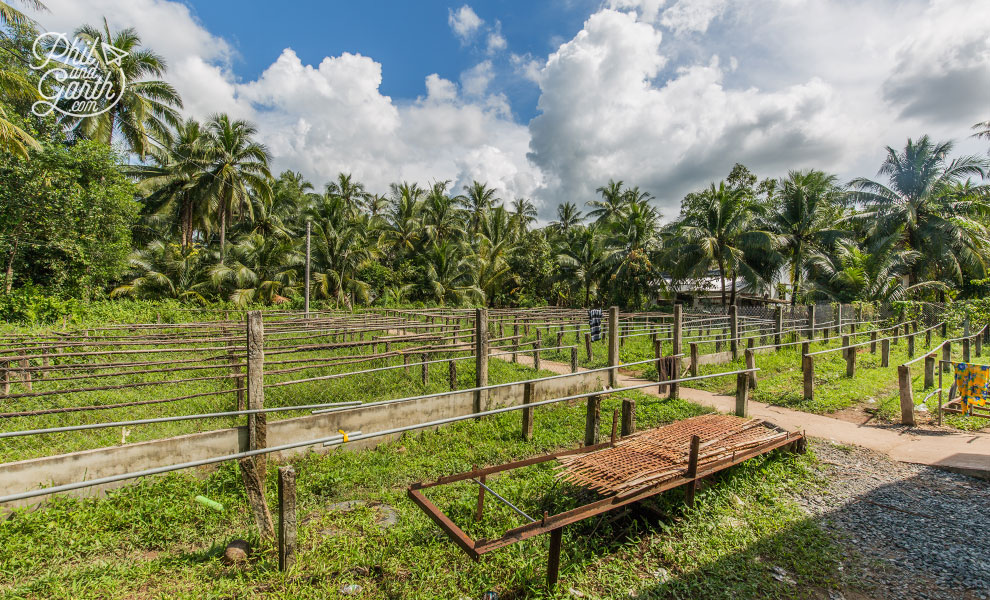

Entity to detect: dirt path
[512,354,990,479]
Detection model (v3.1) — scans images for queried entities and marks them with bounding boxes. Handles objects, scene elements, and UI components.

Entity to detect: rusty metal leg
[475,466,485,521]
[547,527,563,590]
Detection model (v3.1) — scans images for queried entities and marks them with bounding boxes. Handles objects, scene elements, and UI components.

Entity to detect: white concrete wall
[0,369,607,508]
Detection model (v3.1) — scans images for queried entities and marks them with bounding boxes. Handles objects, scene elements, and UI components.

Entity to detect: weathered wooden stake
[942,340,951,373]
[448,359,457,390]
[685,435,700,507]
[534,330,542,371]
[807,305,816,340]
[621,398,636,436]
[584,394,601,446]
[881,338,890,368]
[584,332,593,361]
[690,342,699,377]
[729,305,739,359]
[239,457,274,540]
[745,348,757,390]
[570,346,578,373]
[671,304,682,398]
[521,381,535,440]
[774,307,783,349]
[421,353,429,385]
[735,372,749,417]
[278,466,297,571]
[246,311,267,478]
[870,330,878,353]
[924,354,935,389]
[898,365,915,426]
[963,337,971,363]
[803,353,814,402]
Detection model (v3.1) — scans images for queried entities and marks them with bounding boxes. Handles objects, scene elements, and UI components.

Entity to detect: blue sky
[181,0,596,123]
[31,0,990,219]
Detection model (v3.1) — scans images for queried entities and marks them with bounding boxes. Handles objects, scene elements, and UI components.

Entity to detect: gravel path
[795,440,990,600]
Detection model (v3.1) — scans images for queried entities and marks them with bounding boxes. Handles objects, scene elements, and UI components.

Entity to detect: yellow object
[953,363,990,411]
[338,429,349,442]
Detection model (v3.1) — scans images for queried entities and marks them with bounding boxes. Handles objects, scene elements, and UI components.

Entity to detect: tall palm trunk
[718,256,727,307]
[4,240,18,294]
[729,270,738,306]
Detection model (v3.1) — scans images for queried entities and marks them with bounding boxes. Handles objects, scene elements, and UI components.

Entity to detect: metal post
[304,221,311,318]
[729,305,739,359]
[475,308,489,413]
[608,306,619,387]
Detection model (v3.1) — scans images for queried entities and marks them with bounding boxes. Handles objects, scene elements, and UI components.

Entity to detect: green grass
[0,331,547,462]
[0,388,845,599]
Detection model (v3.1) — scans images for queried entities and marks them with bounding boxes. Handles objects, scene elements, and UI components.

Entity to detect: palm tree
[71,19,182,158]
[381,181,423,257]
[551,201,583,234]
[326,172,368,215]
[677,182,777,306]
[973,120,990,143]
[770,170,845,304]
[209,232,301,306]
[421,180,463,243]
[588,179,626,224]
[848,136,990,288]
[604,199,662,308]
[129,117,211,249]
[198,113,272,261]
[807,233,941,303]
[112,240,209,303]
[509,197,537,237]
[476,206,513,304]
[309,194,373,307]
[0,0,46,158]
[459,180,499,236]
[423,241,482,305]
[558,227,609,306]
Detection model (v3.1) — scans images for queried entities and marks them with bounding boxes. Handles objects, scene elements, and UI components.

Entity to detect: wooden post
[584,394,601,446]
[870,330,877,353]
[621,398,636,436]
[685,435,700,508]
[521,382,535,441]
[608,306,619,387]
[942,340,951,373]
[898,365,915,426]
[239,457,274,540]
[690,342,699,377]
[246,311,267,478]
[803,353,814,402]
[475,308,489,413]
[584,332,593,361]
[926,327,932,348]
[907,333,915,358]
[881,338,890,368]
[844,336,856,377]
[671,304,682,398]
[963,337,971,363]
[1,361,7,395]
[513,323,520,363]
[556,329,563,349]
[534,330,542,371]
[304,221,311,318]
[735,372,749,417]
[745,348,757,390]
[654,338,663,393]
[421,353,429,385]
[547,527,563,591]
[19,355,31,392]
[570,346,578,373]
[729,305,739,359]
[448,359,457,390]
[774,306,783,349]
[807,305,815,340]
[474,466,485,522]
[924,354,935,389]
[278,466,297,571]
[976,329,983,357]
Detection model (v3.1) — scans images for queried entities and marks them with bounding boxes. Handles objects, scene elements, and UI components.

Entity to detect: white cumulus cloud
[448,5,484,41]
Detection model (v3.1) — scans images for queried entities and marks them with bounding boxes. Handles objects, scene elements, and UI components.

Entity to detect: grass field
[0,388,846,600]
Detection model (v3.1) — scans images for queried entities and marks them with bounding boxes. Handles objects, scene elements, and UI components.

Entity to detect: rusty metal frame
[407,429,804,585]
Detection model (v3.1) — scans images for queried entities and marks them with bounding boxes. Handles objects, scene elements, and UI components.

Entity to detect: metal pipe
[471,478,535,523]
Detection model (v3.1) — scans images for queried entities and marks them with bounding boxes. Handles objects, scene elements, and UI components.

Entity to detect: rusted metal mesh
[556,414,788,495]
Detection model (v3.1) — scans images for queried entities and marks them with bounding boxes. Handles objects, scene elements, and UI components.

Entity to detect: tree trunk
[718,259,727,307]
[219,204,227,263]
[730,270,738,306]
[4,238,19,294]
